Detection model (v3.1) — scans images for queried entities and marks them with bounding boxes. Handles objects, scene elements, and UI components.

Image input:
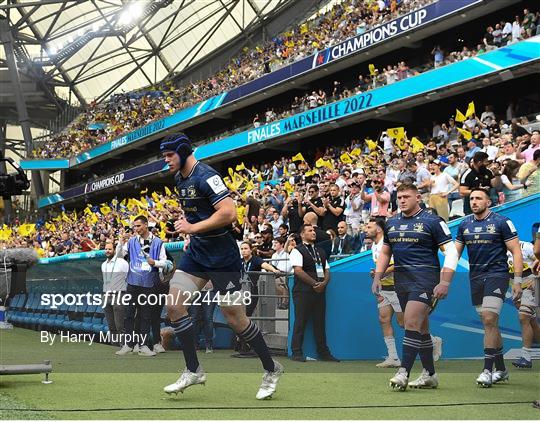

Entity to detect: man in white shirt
[271,237,293,310]
[344,182,363,235]
[102,241,129,346]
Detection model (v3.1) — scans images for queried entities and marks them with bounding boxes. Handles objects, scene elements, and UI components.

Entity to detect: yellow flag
[284,166,290,177]
[236,162,246,171]
[365,138,378,151]
[465,101,475,118]
[350,148,361,157]
[340,153,352,164]
[300,23,308,34]
[245,180,255,193]
[395,137,407,150]
[457,127,473,141]
[140,187,148,195]
[455,109,466,123]
[323,159,334,170]
[61,212,71,222]
[410,137,425,153]
[305,169,317,177]
[228,167,234,178]
[368,63,376,76]
[164,186,172,196]
[315,158,326,168]
[386,127,405,141]
[256,173,263,182]
[151,191,160,203]
[165,199,179,208]
[19,223,36,237]
[232,172,245,189]
[292,153,305,162]
[284,181,294,193]
[100,205,111,215]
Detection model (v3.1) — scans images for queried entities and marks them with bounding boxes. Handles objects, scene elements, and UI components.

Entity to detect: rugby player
[366,217,443,368]
[507,240,539,369]
[455,188,523,387]
[160,133,283,399]
[373,184,458,390]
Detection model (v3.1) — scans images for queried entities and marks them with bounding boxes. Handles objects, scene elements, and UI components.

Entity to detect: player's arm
[433,241,459,299]
[176,197,236,235]
[372,244,391,296]
[506,237,524,301]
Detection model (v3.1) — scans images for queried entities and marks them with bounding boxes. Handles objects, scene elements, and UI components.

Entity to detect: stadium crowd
[3,102,539,259]
[33,4,539,158]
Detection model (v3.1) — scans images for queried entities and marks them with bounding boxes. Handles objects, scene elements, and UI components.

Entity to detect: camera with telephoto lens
[0,155,30,199]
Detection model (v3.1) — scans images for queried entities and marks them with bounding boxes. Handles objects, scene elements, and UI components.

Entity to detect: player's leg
[376,300,400,368]
[214,264,283,399]
[163,270,208,395]
[513,290,536,368]
[408,294,438,389]
[390,293,428,390]
[220,302,284,399]
[475,278,507,386]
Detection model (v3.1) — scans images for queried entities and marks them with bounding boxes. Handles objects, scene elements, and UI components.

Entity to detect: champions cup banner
[37,38,540,208]
[38,160,168,208]
[220,0,481,104]
[21,0,482,172]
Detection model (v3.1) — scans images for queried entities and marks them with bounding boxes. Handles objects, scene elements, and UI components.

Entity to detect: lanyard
[242,259,252,276]
[304,243,321,265]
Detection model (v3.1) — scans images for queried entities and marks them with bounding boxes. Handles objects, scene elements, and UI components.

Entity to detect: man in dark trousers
[289,223,339,362]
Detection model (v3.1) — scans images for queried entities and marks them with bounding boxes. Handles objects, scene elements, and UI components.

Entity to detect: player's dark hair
[396,183,418,193]
[369,217,386,231]
[470,187,490,198]
[134,215,148,224]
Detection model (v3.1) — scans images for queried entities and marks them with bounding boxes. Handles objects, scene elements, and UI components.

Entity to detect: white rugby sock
[522,347,532,361]
[384,336,399,360]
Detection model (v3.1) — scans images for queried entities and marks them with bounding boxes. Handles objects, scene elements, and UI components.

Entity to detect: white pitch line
[472,57,503,70]
[441,322,522,341]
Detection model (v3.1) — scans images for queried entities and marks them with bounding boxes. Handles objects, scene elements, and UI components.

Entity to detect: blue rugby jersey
[383,208,452,291]
[174,161,240,268]
[456,211,518,281]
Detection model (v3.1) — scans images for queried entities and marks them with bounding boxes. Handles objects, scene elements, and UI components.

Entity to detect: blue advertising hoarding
[21,0,482,172]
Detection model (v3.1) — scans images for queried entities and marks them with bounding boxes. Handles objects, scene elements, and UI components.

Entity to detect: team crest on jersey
[487,224,496,234]
[413,223,424,232]
[474,235,480,239]
[187,186,197,198]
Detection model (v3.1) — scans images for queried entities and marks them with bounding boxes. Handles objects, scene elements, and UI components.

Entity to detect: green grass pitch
[1,328,539,419]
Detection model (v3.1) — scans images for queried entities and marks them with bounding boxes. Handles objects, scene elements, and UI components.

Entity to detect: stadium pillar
[0,17,45,207]
[0,121,14,224]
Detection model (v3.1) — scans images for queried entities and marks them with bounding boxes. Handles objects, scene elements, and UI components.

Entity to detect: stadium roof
[0,0,293,105]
